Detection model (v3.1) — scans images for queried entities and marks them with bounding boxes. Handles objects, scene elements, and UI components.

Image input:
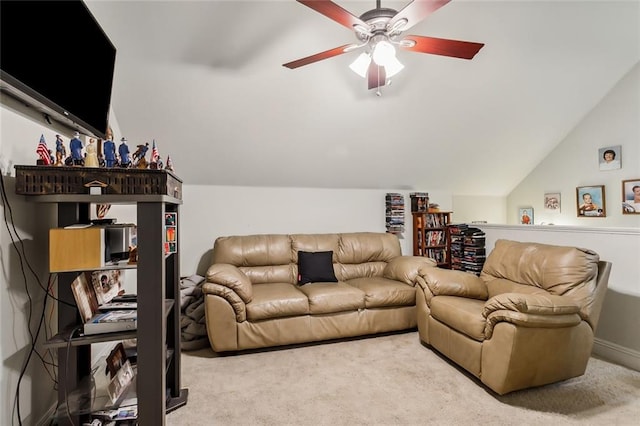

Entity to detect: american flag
[36,134,52,165]
[151,139,160,163]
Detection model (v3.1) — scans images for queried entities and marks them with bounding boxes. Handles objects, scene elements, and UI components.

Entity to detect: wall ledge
[474,223,640,236]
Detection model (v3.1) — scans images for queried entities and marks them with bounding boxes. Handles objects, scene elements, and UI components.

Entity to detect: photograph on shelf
[91,269,123,305]
[70,272,99,323]
[577,185,606,217]
[622,178,640,214]
[518,208,533,225]
[106,342,128,378]
[544,192,561,212]
[598,145,621,171]
[107,359,135,404]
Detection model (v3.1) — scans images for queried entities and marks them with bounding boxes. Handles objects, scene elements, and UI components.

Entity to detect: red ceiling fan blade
[283,44,355,69]
[388,0,452,32]
[367,62,386,90]
[400,35,484,60]
[297,0,367,30]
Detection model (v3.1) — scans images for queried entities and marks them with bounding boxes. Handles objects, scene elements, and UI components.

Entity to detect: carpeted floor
[167,331,640,425]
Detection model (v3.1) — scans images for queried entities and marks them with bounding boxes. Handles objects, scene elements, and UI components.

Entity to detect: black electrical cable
[1,173,60,425]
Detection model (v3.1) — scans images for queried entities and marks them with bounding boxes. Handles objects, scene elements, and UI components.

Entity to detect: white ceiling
[85,0,640,196]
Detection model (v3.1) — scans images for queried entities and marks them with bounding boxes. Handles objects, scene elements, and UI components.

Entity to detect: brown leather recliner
[416,239,611,395]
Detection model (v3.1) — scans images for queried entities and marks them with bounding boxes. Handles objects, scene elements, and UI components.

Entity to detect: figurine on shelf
[36,134,52,165]
[118,137,131,168]
[103,137,117,167]
[54,135,66,166]
[133,142,149,169]
[164,155,173,172]
[69,132,84,166]
[84,138,99,167]
[127,245,138,265]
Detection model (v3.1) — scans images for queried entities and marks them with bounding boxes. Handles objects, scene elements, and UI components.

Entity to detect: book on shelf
[70,273,137,335]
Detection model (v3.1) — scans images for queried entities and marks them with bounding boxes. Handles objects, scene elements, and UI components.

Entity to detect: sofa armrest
[205,263,253,303]
[420,267,488,300]
[201,282,247,322]
[383,256,437,286]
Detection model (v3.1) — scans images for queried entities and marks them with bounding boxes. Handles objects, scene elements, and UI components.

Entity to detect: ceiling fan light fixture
[349,52,371,78]
[372,39,396,66]
[383,55,404,78]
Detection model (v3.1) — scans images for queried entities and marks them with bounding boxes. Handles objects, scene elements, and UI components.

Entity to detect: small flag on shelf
[36,134,52,165]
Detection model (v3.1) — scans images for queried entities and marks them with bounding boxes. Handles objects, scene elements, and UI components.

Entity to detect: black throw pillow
[297,250,338,285]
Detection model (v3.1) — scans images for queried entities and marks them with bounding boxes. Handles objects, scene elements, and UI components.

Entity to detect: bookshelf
[28,192,188,425]
[412,211,452,268]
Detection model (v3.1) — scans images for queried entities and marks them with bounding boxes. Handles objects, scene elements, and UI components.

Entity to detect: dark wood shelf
[28,189,187,425]
[413,211,452,269]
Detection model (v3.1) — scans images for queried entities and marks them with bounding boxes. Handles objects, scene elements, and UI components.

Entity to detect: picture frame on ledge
[544,192,561,212]
[519,207,533,225]
[622,179,640,214]
[577,185,606,217]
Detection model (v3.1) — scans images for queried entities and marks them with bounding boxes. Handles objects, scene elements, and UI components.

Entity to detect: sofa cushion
[347,277,416,308]
[298,282,366,314]
[430,296,486,342]
[297,250,338,285]
[246,283,309,321]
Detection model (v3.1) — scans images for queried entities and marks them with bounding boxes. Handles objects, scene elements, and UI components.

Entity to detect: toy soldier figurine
[103,136,117,167]
[69,131,84,166]
[118,137,131,167]
[54,135,66,166]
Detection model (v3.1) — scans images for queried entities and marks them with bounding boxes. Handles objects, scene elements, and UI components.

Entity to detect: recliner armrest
[421,267,488,300]
[383,256,437,286]
[483,293,581,317]
[205,263,253,303]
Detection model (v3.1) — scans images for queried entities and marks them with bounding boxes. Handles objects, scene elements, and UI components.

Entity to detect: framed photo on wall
[544,192,561,212]
[598,145,621,171]
[519,207,533,225]
[622,179,640,214]
[576,185,606,217]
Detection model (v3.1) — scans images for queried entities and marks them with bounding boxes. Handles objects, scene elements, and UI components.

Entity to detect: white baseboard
[593,337,640,371]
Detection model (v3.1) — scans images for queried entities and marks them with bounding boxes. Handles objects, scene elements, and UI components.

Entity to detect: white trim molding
[593,338,640,371]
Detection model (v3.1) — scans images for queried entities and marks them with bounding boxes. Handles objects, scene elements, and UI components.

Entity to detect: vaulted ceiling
[85,0,640,196]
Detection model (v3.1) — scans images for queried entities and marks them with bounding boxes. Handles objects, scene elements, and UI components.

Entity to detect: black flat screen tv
[0,0,116,139]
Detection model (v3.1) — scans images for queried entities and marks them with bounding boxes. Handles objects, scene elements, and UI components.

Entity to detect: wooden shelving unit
[28,192,188,425]
[412,211,452,268]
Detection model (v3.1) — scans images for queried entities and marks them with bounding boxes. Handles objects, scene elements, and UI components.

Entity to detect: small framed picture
[576,185,606,217]
[519,207,533,225]
[598,145,621,171]
[622,179,640,214]
[544,192,561,212]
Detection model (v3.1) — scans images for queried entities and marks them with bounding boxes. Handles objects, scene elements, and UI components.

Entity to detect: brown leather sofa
[416,239,611,395]
[202,232,435,352]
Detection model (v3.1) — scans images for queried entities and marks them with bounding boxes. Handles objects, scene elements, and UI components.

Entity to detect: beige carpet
[167,331,640,425]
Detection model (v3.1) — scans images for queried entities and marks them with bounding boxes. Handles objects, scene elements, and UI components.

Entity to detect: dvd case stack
[449,224,486,275]
[385,193,405,235]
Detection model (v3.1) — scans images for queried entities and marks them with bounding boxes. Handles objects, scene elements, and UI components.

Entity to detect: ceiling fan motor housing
[355,7,399,42]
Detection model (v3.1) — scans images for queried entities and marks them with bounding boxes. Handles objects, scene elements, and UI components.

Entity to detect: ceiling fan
[283,0,484,93]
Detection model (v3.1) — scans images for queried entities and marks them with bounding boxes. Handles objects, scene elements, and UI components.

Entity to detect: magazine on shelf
[70,273,137,335]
